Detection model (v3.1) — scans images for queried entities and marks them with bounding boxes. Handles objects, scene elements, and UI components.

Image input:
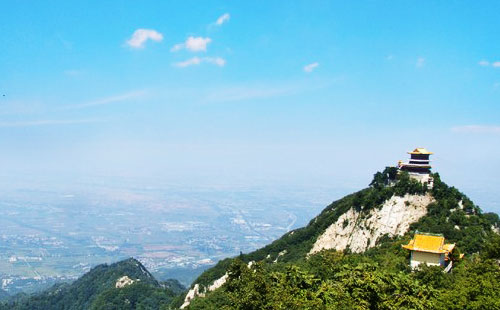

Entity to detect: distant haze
[1,1,499,213]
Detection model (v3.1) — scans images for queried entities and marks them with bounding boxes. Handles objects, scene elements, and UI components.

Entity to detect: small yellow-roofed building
[402,232,455,269]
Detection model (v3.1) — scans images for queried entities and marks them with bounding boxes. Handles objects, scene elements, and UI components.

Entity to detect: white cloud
[171,43,184,52]
[205,57,226,66]
[67,90,147,109]
[174,57,225,68]
[126,29,163,48]
[171,36,212,52]
[174,57,202,67]
[215,13,230,26]
[478,60,490,67]
[0,119,101,128]
[416,57,425,68]
[477,59,500,68]
[303,62,319,73]
[451,125,500,134]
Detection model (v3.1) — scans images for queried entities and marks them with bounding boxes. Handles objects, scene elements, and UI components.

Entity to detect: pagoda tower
[398,148,434,187]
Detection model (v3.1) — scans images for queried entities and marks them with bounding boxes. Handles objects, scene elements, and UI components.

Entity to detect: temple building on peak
[398,147,434,187]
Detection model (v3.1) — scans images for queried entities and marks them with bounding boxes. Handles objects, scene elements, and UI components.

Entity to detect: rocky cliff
[309,193,434,254]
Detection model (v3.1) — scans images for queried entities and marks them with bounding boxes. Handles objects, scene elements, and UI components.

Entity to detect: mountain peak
[183,167,500,308]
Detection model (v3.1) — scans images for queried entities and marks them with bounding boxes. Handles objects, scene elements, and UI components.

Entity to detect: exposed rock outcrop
[115,275,135,288]
[181,261,253,308]
[208,274,228,291]
[180,284,204,309]
[309,193,434,254]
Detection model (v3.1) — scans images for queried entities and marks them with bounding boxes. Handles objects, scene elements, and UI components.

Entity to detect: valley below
[0,177,347,294]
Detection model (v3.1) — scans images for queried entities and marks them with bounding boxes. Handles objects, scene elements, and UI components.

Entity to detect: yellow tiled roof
[402,233,454,254]
[408,148,433,155]
[442,243,455,253]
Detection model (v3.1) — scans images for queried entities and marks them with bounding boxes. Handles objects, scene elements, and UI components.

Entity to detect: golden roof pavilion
[402,233,455,268]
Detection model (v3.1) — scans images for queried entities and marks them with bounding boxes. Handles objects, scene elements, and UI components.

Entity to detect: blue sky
[1,1,500,211]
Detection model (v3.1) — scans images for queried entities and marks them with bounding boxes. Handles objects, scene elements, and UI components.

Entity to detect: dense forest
[186,233,500,309]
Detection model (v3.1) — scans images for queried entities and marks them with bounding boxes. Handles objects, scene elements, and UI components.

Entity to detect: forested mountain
[2,169,500,310]
[0,258,184,310]
[179,170,500,309]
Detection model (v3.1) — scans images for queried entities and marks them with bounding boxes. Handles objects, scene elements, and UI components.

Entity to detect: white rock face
[493,225,500,235]
[180,274,228,309]
[181,261,254,308]
[208,273,228,291]
[273,250,287,263]
[180,284,204,309]
[115,276,135,288]
[309,193,435,254]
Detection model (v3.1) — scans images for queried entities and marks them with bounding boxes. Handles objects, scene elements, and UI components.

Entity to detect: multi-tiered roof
[398,147,433,175]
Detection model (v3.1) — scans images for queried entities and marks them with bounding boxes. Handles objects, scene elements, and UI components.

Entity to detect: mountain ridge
[179,169,500,308]
[0,258,184,310]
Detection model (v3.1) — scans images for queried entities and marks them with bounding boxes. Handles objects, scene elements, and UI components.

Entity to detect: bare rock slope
[310,193,434,254]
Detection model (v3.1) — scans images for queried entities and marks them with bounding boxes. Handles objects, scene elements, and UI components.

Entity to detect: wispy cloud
[451,125,500,134]
[304,62,319,73]
[478,59,500,68]
[416,57,425,68]
[478,60,490,67]
[0,119,101,128]
[174,57,225,68]
[205,57,226,66]
[174,57,202,67]
[202,79,340,103]
[171,36,212,52]
[66,90,147,109]
[215,13,230,26]
[126,29,163,48]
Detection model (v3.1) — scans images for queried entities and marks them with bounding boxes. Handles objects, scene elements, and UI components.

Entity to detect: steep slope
[180,169,500,308]
[0,258,184,310]
[309,193,434,254]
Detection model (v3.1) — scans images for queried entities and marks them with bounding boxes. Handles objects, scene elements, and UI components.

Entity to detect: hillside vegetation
[191,170,499,288]
[188,242,500,310]
[0,258,184,310]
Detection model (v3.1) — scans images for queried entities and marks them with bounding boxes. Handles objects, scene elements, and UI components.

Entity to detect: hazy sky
[1,1,499,212]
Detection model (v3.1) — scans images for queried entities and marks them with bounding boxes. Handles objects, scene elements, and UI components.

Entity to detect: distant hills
[0,258,184,310]
[1,169,499,309]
